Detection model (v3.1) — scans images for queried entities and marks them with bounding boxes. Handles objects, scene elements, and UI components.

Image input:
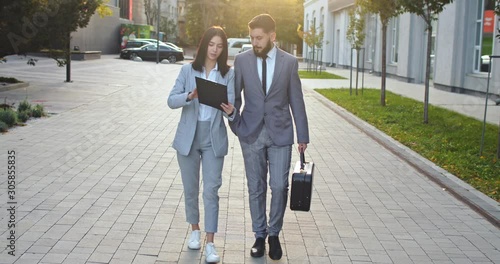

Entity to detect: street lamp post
[156,0,161,64]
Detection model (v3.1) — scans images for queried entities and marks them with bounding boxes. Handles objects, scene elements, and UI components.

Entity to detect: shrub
[0,121,7,132]
[18,100,32,113]
[0,77,21,83]
[31,104,46,118]
[17,111,30,123]
[0,109,17,126]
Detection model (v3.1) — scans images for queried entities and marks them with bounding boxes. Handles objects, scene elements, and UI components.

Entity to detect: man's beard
[253,40,273,58]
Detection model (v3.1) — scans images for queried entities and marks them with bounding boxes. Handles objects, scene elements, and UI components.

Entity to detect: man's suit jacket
[230,48,309,146]
[168,63,235,158]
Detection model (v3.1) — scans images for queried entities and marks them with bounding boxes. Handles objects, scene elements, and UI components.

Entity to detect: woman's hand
[188,88,198,100]
[220,102,235,115]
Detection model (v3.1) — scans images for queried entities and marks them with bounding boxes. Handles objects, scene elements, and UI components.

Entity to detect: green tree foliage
[0,0,44,58]
[161,17,178,42]
[297,24,325,50]
[346,6,366,50]
[0,0,104,60]
[356,0,402,106]
[42,0,102,65]
[398,0,454,124]
[347,6,366,95]
[185,0,228,45]
[185,0,303,47]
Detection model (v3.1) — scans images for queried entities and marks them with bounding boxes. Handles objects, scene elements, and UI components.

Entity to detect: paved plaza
[0,55,499,263]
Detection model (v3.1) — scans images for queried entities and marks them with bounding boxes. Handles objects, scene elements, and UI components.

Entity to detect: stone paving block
[1,57,499,263]
[49,241,78,254]
[87,252,114,263]
[40,253,67,263]
[12,253,44,264]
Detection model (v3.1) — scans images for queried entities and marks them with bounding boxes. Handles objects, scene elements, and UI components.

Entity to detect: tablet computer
[195,77,228,111]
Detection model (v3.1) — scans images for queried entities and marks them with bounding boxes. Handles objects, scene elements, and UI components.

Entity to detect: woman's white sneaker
[188,230,201,250]
[204,242,220,263]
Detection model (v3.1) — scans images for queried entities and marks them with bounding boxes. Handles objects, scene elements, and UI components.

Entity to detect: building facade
[304,0,500,96]
[71,1,123,54]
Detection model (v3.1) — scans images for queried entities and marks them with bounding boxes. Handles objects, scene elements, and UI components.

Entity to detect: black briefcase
[290,151,314,211]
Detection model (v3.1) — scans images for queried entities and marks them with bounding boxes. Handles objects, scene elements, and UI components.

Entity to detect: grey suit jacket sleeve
[222,68,236,121]
[288,58,309,144]
[167,64,193,109]
[229,56,243,135]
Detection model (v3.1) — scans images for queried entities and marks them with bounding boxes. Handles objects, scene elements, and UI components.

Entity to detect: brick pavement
[0,55,499,263]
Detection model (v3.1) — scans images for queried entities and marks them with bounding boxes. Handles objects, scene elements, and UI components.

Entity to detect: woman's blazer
[168,63,235,158]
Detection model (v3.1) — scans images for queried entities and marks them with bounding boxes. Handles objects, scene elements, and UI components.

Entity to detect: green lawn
[298,70,346,79]
[315,88,500,202]
[482,36,493,56]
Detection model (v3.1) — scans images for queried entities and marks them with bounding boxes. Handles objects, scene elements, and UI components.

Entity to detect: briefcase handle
[300,151,306,170]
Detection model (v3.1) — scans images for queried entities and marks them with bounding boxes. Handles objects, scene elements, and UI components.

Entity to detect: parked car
[239,44,253,53]
[120,44,184,63]
[133,38,184,53]
[124,39,154,49]
[227,38,250,57]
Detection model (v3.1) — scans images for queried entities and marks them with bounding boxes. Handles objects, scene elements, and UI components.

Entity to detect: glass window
[390,17,399,64]
[119,0,130,19]
[474,0,495,73]
[366,14,376,62]
[430,19,438,79]
[320,7,324,28]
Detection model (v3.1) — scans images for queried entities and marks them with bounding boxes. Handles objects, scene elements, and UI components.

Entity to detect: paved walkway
[0,55,499,264]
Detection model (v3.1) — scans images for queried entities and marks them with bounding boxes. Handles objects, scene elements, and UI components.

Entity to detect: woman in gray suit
[167,26,235,263]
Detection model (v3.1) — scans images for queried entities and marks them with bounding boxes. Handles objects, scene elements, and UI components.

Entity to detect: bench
[71,51,101,60]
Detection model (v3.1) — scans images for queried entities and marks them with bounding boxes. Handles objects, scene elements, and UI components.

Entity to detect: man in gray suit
[229,14,309,260]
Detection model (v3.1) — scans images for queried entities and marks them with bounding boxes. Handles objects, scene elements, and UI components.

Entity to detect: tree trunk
[356,48,359,95]
[424,18,432,124]
[381,23,387,106]
[350,48,353,95]
[497,118,500,158]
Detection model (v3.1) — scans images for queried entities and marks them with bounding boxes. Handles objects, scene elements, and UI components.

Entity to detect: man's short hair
[248,14,276,33]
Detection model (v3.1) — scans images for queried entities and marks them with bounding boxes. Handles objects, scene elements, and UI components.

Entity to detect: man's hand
[298,143,307,153]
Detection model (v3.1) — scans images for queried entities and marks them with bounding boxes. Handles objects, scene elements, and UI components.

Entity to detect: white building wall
[71,5,122,54]
[303,0,331,64]
[306,0,499,96]
[324,9,335,64]
[396,13,412,79]
[334,10,352,67]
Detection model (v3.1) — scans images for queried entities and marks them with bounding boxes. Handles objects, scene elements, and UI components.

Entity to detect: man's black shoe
[268,236,282,260]
[250,237,265,257]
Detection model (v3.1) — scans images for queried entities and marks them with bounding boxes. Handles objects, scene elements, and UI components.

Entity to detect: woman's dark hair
[248,14,276,33]
[192,26,230,77]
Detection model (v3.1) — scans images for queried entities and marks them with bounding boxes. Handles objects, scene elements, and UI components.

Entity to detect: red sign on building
[484,10,494,33]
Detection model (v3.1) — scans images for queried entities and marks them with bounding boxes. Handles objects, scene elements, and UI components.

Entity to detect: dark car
[123,40,154,49]
[120,44,184,63]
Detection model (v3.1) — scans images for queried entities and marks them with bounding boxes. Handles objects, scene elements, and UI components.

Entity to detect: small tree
[161,17,178,42]
[347,6,366,95]
[356,0,402,106]
[44,0,106,82]
[144,0,159,27]
[398,0,454,124]
[297,22,325,70]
